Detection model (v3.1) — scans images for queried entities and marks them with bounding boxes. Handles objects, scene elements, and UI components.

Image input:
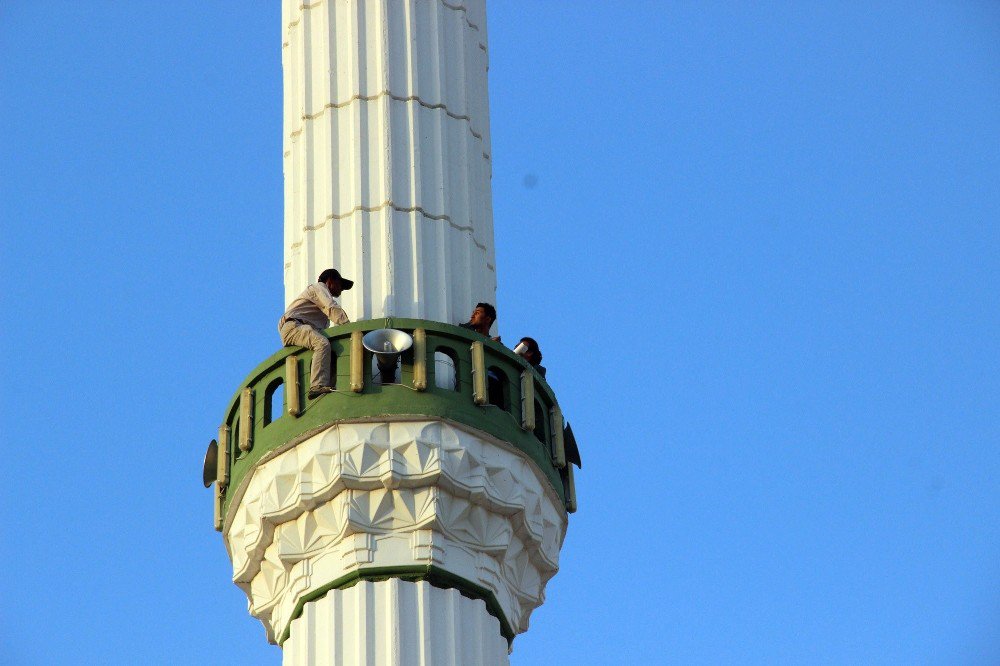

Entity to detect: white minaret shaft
[282,0,497,323]
[282,581,509,664]
[215,2,574,663]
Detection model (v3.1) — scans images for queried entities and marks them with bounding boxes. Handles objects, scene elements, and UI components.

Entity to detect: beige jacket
[279,283,350,330]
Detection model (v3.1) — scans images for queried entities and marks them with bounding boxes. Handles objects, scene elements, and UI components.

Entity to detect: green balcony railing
[212,318,577,528]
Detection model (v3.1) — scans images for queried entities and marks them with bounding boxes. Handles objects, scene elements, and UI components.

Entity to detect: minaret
[204,1,579,664]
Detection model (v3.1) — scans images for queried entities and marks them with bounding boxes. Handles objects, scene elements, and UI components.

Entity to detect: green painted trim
[276,565,515,647]
[218,319,571,515]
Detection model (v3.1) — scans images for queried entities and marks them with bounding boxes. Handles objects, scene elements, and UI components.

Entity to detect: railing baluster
[285,355,301,416]
[217,424,230,486]
[215,422,231,532]
[471,341,487,405]
[413,328,427,391]
[214,481,225,531]
[549,404,566,468]
[565,464,577,513]
[239,388,253,452]
[350,331,364,392]
[520,370,535,431]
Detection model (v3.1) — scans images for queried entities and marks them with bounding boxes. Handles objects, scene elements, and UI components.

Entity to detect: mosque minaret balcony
[205,318,579,653]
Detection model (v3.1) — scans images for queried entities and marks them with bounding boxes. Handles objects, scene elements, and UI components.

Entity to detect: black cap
[318,268,354,290]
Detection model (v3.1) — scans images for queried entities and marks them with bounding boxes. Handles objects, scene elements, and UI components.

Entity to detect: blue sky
[2,2,998,664]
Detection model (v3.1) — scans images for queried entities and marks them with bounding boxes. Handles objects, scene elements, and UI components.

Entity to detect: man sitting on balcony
[279,268,352,399]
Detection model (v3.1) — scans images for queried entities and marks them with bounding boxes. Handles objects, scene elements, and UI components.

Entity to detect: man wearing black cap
[279,268,353,399]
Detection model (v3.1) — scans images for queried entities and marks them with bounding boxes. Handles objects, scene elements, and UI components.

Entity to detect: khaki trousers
[279,321,331,389]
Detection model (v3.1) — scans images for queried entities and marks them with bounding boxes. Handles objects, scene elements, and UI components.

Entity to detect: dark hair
[520,337,542,363]
[477,302,497,323]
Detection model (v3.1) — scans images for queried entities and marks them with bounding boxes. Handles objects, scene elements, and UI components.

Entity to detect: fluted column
[282,580,509,665]
[281,0,496,324]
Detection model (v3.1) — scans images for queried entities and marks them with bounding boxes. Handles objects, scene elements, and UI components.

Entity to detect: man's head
[519,336,542,366]
[468,302,497,334]
[318,268,354,297]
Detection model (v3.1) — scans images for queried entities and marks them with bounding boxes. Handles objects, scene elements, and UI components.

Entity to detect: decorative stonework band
[224,419,567,644]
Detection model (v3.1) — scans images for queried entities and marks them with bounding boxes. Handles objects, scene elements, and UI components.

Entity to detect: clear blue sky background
[2,2,998,664]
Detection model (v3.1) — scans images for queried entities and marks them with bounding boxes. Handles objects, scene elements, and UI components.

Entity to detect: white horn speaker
[362,328,413,384]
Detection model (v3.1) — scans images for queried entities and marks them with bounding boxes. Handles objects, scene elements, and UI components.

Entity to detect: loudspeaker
[202,439,219,487]
[362,329,413,384]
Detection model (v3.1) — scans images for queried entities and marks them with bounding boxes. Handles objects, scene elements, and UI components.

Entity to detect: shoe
[308,385,336,399]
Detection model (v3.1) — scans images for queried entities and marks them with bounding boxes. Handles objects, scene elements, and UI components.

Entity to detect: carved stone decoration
[223,419,568,645]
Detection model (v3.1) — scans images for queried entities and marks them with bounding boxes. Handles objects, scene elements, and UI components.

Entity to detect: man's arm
[310,284,350,326]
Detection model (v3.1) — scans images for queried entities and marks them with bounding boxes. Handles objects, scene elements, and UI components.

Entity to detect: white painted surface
[224,418,567,648]
[282,0,497,325]
[282,580,509,666]
[254,3,554,660]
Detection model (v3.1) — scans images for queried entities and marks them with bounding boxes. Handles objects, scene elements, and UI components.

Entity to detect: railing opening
[487,366,509,410]
[231,415,242,458]
[533,398,547,444]
[434,348,459,391]
[329,351,337,389]
[264,377,284,426]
